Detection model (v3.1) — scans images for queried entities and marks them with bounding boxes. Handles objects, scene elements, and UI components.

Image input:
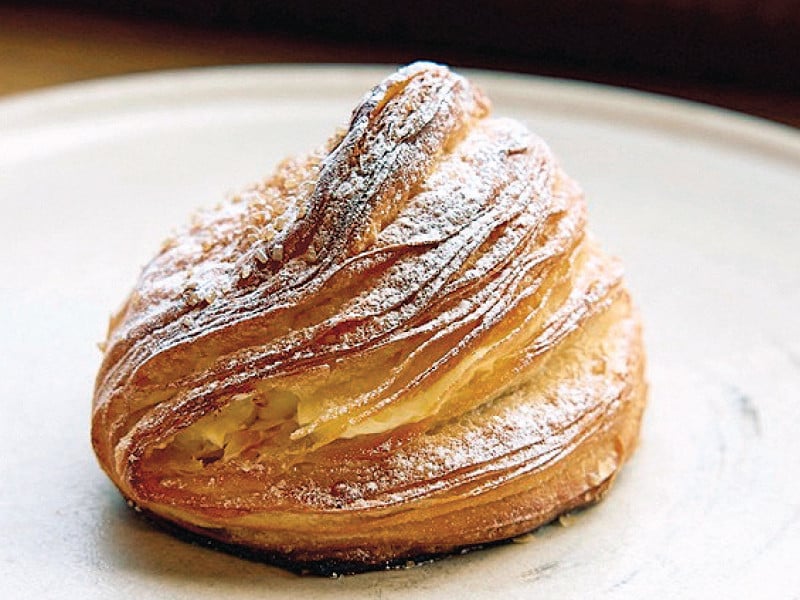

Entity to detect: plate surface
[1,65,799,599]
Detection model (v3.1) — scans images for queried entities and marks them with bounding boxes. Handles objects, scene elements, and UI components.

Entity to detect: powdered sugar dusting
[93,62,633,520]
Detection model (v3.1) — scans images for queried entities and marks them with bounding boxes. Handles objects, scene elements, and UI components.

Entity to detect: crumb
[254,247,269,264]
[558,513,576,528]
[184,290,201,306]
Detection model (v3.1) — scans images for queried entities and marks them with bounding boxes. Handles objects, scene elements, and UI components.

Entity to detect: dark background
[1,1,798,126]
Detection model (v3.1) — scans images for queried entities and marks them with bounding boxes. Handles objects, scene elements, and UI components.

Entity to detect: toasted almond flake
[270,243,284,262]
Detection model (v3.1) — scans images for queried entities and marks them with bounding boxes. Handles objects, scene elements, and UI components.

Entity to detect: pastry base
[135,476,615,577]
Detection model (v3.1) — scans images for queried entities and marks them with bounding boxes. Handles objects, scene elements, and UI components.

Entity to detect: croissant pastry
[92,62,646,574]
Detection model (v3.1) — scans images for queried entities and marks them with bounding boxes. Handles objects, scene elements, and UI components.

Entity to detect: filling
[147,242,611,475]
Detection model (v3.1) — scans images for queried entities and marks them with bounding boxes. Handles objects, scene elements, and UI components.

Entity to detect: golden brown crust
[91,62,647,573]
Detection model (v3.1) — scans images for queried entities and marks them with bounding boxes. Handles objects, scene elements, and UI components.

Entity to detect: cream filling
[157,318,537,468]
[151,245,601,467]
[161,388,299,468]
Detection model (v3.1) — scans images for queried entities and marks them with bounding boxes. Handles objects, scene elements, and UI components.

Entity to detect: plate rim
[1,63,798,599]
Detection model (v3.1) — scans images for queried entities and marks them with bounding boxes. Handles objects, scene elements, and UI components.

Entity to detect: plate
[1,65,799,599]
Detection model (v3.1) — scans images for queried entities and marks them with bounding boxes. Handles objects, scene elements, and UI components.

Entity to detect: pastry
[91,62,647,574]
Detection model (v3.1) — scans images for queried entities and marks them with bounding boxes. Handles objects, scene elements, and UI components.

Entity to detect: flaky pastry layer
[91,62,647,573]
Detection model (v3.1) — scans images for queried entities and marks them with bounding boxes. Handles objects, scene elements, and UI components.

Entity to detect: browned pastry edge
[134,475,616,577]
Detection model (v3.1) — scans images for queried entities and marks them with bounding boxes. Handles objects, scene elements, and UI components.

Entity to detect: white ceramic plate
[1,66,799,599]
